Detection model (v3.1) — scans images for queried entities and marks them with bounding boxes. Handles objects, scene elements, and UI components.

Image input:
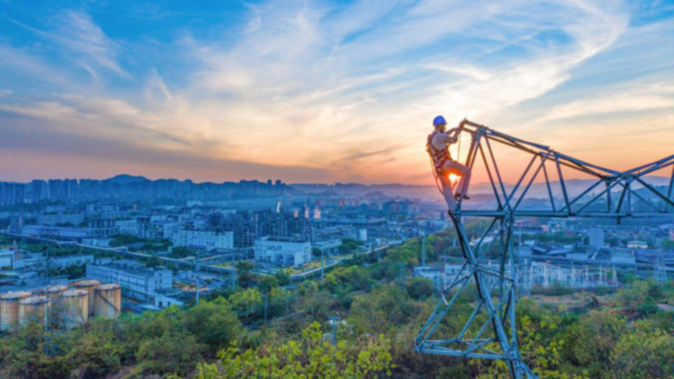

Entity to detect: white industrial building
[312,239,342,255]
[86,260,173,300]
[0,249,15,270]
[136,216,179,240]
[172,230,234,250]
[255,237,312,267]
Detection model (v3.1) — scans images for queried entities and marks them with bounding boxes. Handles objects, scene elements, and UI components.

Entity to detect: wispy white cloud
[55,10,128,76]
[7,10,127,77]
[0,0,671,184]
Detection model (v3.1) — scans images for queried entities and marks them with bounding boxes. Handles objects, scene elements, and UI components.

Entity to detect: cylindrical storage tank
[0,291,31,331]
[61,289,89,328]
[94,284,121,319]
[19,296,49,326]
[43,285,68,298]
[74,280,99,316]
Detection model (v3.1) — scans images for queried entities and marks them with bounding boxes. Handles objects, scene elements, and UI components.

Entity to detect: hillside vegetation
[1,230,673,378]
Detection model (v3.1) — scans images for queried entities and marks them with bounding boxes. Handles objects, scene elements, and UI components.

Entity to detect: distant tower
[654,255,668,284]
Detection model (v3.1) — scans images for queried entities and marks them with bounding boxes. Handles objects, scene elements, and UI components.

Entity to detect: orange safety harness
[427,130,461,195]
[426,131,453,171]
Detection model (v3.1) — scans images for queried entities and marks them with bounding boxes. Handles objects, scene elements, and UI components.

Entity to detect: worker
[427,115,472,211]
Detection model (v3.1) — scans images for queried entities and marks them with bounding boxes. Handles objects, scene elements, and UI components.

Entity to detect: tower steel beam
[416,120,674,379]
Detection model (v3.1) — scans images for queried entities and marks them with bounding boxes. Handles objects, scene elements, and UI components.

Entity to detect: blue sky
[0,0,673,184]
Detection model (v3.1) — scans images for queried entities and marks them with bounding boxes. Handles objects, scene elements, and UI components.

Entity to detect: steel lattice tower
[416,121,674,378]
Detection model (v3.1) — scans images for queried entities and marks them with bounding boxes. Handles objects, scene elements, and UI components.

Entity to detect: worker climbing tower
[416,120,674,378]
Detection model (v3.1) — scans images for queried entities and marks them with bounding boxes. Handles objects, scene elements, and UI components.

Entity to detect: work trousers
[439,160,471,197]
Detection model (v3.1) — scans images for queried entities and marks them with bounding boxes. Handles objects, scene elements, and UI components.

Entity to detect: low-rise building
[81,237,113,247]
[21,225,88,241]
[136,216,179,240]
[52,254,94,269]
[86,260,173,300]
[154,294,183,309]
[255,237,312,267]
[0,249,15,270]
[172,230,234,250]
[86,219,119,237]
[312,239,342,255]
[37,211,84,226]
[115,219,138,235]
[627,240,648,249]
[611,250,636,265]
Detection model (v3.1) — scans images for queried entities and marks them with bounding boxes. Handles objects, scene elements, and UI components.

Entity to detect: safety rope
[429,154,444,196]
[457,130,461,164]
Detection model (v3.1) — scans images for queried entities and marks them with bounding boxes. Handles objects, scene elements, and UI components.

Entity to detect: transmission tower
[654,254,668,284]
[415,120,674,378]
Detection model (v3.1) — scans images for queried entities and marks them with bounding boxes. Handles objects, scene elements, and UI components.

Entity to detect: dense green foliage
[339,238,364,255]
[168,246,195,259]
[0,301,240,378]
[195,322,393,379]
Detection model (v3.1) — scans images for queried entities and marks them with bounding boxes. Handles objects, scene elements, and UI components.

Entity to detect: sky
[0,0,673,185]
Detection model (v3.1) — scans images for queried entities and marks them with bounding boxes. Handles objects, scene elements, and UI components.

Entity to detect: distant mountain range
[105,174,150,184]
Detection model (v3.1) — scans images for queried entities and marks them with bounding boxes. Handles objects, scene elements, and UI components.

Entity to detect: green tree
[235,261,256,288]
[227,288,263,317]
[170,246,196,258]
[406,277,435,300]
[136,332,205,377]
[194,322,393,379]
[611,320,674,378]
[67,322,123,378]
[339,238,363,255]
[182,300,243,354]
[259,275,279,294]
[145,254,162,268]
[274,270,291,286]
[349,285,417,335]
[109,234,142,247]
[564,311,627,377]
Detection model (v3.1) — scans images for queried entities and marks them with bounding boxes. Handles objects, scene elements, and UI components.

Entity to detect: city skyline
[1,1,673,184]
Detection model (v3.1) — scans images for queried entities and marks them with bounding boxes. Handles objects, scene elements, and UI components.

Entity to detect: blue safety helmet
[433,115,447,126]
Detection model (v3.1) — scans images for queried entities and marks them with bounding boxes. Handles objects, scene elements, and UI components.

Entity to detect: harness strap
[426,131,453,169]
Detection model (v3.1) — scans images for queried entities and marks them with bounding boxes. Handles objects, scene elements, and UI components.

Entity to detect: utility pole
[196,249,200,305]
[421,231,426,267]
[321,248,324,282]
[328,316,340,346]
[264,294,268,321]
[43,245,50,356]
